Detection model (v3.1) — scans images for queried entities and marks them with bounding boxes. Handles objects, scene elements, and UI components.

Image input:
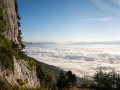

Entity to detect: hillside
[0,0,58,89]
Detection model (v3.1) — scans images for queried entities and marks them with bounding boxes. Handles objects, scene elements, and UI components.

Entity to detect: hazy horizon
[24,40,120,44]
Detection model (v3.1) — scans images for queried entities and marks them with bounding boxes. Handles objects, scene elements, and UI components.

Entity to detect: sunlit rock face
[0,56,40,88]
[1,0,18,43]
[0,0,40,87]
[9,57,40,87]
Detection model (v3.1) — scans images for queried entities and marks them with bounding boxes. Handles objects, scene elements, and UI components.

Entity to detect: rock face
[0,57,40,87]
[0,0,40,88]
[8,57,40,87]
[1,0,18,42]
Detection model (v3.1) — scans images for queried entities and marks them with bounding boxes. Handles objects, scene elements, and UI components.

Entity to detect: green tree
[57,70,66,90]
[65,71,77,89]
[36,64,56,89]
[57,70,77,90]
[93,70,112,89]
[92,70,120,89]
[81,76,93,88]
[17,30,25,49]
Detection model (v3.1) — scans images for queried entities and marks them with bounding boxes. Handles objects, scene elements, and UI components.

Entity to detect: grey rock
[0,0,41,88]
[2,0,19,43]
[4,56,40,88]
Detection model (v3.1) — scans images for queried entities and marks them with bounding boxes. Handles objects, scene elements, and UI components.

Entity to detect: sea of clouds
[24,43,120,77]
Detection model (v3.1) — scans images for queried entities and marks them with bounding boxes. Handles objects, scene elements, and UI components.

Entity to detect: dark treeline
[57,70,77,90]
[81,70,120,90]
[36,65,120,90]
[36,64,77,90]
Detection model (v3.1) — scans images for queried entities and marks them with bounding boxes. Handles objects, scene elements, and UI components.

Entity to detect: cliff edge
[0,0,40,88]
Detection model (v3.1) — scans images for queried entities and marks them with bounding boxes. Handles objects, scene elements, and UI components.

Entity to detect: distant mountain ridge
[24,41,56,45]
[24,40,120,45]
[71,40,120,45]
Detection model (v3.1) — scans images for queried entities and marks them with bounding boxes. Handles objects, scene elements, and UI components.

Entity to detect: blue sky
[18,0,120,42]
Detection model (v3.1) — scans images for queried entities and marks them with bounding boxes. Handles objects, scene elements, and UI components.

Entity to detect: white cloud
[90,0,120,12]
[85,17,120,22]
[25,43,120,77]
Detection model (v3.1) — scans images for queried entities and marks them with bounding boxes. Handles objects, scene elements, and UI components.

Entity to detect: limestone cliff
[1,57,40,87]
[1,0,19,43]
[0,56,40,88]
[0,0,40,88]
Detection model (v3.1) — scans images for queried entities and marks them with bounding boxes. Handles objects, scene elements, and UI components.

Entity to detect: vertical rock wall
[1,0,18,42]
[0,0,40,87]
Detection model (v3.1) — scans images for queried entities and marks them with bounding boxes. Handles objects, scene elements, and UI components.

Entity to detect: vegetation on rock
[0,8,6,34]
[0,5,14,72]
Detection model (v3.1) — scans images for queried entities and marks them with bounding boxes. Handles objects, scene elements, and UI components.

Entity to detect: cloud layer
[25,43,120,77]
[90,0,120,12]
[85,17,120,22]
